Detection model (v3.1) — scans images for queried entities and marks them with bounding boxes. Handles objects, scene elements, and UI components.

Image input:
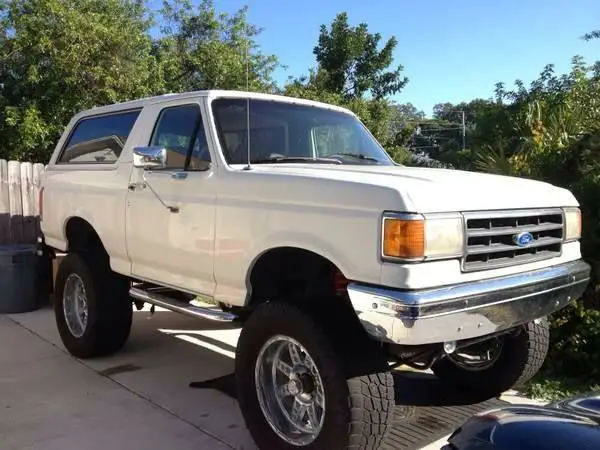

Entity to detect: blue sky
[184,1,599,116]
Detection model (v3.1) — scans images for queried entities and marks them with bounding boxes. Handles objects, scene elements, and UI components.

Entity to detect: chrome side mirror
[133,146,167,169]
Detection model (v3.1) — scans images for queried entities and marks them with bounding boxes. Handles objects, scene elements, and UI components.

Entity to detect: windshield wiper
[330,152,380,162]
[250,156,342,164]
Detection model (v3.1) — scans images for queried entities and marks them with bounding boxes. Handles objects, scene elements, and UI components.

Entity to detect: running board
[129,286,237,322]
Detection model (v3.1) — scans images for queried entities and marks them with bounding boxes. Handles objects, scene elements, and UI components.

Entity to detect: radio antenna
[243,20,252,171]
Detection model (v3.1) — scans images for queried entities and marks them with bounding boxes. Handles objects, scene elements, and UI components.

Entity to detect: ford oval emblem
[513,231,534,247]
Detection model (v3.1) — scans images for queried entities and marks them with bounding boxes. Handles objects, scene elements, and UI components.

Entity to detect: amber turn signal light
[382,217,425,259]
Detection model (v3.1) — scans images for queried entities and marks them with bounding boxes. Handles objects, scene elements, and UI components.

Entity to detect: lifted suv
[40,90,590,449]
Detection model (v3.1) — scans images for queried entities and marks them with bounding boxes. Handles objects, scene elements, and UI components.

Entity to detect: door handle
[171,172,188,180]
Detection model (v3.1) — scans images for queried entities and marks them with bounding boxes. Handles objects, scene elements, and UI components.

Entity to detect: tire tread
[432,318,550,397]
[236,301,394,450]
[54,252,132,359]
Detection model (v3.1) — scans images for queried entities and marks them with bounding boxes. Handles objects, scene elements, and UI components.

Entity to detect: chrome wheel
[255,335,326,446]
[449,338,504,371]
[62,274,88,338]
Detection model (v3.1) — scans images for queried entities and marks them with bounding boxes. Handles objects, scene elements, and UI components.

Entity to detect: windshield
[210,98,395,166]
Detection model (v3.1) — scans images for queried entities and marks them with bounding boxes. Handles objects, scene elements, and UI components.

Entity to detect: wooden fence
[0,160,45,246]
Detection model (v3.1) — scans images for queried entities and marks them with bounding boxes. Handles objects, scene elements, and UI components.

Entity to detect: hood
[247,164,578,213]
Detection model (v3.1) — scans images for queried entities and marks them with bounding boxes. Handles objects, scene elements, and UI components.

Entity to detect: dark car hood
[446,392,600,449]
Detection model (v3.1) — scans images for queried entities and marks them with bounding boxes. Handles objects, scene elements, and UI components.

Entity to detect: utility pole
[461,110,466,151]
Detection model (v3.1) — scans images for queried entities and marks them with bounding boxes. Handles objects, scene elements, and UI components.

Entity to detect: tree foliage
[312,12,408,100]
[0,0,279,161]
[0,0,157,161]
[153,0,279,94]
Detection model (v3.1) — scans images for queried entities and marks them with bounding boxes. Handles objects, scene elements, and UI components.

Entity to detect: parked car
[40,90,591,449]
[443,391,600,449]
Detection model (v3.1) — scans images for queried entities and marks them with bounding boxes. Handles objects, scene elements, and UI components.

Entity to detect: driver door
[126,101,216,295]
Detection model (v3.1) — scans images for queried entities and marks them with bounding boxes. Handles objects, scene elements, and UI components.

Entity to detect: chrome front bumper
[347,260,591,346]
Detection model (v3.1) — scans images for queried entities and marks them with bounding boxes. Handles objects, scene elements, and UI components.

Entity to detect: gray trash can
[0,245,39,314]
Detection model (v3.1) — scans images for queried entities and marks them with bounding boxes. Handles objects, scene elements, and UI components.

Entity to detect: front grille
[462,209,564,272]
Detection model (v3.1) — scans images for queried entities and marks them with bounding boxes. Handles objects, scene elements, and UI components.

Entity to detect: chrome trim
[254,335,326,445]
[63,273,88,338]
[347,259,590,345]
[461,208,564,220]
[133,146,167,169]
[129,286,237,322]
[461,208,564,272]
[467,237,563,255]
[468,223,563,238]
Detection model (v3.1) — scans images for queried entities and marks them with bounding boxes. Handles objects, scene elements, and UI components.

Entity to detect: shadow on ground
[189,370,492,406]
[188,365,505,450]
[392,370,495,406]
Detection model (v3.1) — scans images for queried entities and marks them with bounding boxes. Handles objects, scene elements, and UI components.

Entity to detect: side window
[58,110,141,164]
[150,104,211,170]
[189,124,211,171]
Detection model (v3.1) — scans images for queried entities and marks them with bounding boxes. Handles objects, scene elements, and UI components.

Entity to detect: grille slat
[462,209,564,272]
[467,237,564,255]
[467,223,563,237]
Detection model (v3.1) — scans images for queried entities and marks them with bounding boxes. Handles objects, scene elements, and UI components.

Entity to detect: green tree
[394,102,425,121]
[153,0,280,94]
[0,0,157,161]
[311,12,408,99]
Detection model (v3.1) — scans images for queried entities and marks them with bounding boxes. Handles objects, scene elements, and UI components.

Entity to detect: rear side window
[57,109,141,164]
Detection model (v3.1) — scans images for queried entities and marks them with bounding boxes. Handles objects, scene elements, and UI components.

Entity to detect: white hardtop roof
[74,89,356,120]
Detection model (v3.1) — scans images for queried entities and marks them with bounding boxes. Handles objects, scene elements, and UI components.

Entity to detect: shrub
[545,298,600,379]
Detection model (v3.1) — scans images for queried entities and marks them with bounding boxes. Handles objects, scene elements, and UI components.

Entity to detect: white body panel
[40,90,582,307]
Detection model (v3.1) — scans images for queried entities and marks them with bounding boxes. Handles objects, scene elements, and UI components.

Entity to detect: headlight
[381,212,464,262]
[563,207,581,242]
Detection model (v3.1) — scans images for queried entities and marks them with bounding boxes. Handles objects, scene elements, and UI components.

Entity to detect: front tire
[54,252,133,359]
[432,319,550,398]
[235,302,395,450]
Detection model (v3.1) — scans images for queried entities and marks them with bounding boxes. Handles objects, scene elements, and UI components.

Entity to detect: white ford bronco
[40,90,590,449]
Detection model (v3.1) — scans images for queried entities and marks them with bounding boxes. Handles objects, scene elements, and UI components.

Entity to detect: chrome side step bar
[129,286,237,322]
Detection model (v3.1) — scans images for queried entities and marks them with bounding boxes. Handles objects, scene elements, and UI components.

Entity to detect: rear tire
[432,319,550,398]
[235,302,395,450]
[54,252,132,359]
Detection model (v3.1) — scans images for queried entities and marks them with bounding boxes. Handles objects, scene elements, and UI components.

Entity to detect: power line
[414,127,464,132]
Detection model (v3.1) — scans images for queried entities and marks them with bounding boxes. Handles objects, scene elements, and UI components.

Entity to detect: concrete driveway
[1,306,545,450]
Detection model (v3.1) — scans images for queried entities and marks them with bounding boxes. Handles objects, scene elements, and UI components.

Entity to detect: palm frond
[473,145,514,175]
